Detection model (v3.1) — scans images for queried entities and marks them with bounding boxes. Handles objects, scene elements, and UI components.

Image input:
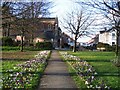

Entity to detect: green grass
[1,50,49,89]
[67,62,87,89]
[1,46,52,51]
[1,51,39,71]
[69,51,120,88]
[2,51,39,61]
[2,61,23,72]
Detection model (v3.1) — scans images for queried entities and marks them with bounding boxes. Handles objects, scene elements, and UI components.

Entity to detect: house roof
[62,32,74,41]
[100,28,114,34]
[38,17,58,24]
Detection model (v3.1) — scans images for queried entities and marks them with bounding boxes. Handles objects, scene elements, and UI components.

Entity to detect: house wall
[33,38,44,43]
[99,30,116,46]
[2,17,62,48]
[15,35,25,41]
[61,33,75,48]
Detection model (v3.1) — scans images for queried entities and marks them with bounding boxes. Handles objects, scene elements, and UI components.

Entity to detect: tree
[63,9,95,52]
[1,1,54,51]
[77,0,120,56]
[1,2,14,37]
[23,1,53,44]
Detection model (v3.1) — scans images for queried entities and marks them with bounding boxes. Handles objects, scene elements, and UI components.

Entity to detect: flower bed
[2,50,50,89]
[59,51,110,89]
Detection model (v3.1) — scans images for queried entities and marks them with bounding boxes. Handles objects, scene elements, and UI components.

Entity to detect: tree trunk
[73,36,77,52]
[7,23,10,36]
[21,32,24,52]
[114,28,120,66]
[31,32,34,44]
[116,29,119,56]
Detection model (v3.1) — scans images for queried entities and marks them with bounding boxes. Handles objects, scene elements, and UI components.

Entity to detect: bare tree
[1,2,14,37]
[63,9,95,52]
[77,0,120,56]
[1,1,54,51]
[16,1,53,51]
[24,1,54,44]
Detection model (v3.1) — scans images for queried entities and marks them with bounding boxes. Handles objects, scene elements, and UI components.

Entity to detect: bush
[13,41,21,46]
[97,42,115,51]
[36,42,53,50]
[2,37,14,46]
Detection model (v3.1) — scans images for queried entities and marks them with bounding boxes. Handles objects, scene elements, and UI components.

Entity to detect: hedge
[35,42,53,49]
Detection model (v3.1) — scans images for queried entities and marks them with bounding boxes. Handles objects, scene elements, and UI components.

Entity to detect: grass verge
[67,62,87,89]
[69,51,120,89]
[1,50,51,90]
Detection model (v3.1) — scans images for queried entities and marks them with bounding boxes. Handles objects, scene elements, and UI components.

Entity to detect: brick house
[32,17,61,48]
[2,17,62,48]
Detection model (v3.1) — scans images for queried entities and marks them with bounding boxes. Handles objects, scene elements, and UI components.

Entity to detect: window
[112,33,115,40]
[112,42,115,45]
[48,24,51,30]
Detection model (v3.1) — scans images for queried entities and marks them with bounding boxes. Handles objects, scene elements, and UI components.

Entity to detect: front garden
[1,50,51,89]
[60,51,120,89]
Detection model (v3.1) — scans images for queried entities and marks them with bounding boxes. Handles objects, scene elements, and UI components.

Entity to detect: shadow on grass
[95,72,119,77]
[2,71,42,74]
[64,59,110,62]
[2,58,29,61]
[85,60,110,62]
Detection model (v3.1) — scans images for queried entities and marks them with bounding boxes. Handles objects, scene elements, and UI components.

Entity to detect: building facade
[2,17,62,48]
[31,17,61,48]
[99,30,116,46]
[61,32,74,48]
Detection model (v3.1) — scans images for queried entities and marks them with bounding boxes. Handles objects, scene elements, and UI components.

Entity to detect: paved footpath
[38,50,78,89]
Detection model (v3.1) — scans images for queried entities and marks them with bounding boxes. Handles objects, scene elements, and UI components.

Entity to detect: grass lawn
[1,51,47,89]
[2,51,39,61]
[68,51,120,88]
[1,51,39,72]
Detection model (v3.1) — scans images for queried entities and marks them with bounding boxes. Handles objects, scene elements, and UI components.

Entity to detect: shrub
[97,42,115,51]
[2,37,14,46]
[36,42,53,49]
[13,41,21,46]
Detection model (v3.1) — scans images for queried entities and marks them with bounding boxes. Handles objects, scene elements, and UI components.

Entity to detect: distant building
[87,28,120,47]
[30,17,61,48]
[61,32,74,48]
[33,38,44,43]
[99,28,116,46]
[3,17,62,48]
[15,35,25,41]
[87,34,99,46]
[60,32,81,50]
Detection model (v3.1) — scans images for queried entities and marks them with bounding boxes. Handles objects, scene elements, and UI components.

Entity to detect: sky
[50,0,113,43]
[50,0,100,43]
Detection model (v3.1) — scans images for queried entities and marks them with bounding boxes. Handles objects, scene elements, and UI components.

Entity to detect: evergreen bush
[2,37,14,46]
[36,42,53,49]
